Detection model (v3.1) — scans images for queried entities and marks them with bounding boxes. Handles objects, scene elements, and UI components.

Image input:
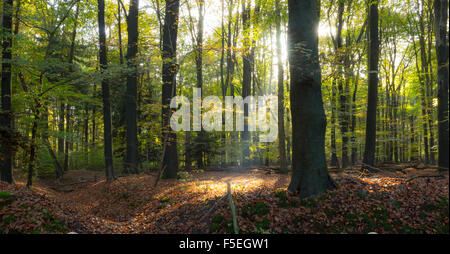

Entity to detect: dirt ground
[1,166,448,234]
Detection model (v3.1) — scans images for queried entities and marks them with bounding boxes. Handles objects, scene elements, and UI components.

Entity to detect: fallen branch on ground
[53,179,95,187]
[407,175,445,182]
[361,163,382,172]
[226,182,239,234]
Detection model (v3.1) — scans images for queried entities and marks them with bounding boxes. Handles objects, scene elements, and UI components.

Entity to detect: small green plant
[42,213,68,233]
[242,201,269,219]
[212,214,225,224]
[160,197,170,203]
[0,192,15,210]
[274,190,287,200]
[177,171,192,181]
[0,192,11,200]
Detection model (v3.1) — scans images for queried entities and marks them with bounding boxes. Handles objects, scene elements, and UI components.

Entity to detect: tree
[275,0,287,173]
[434,0,449,170]
[241,0,251,167]
[161,0,180,179]
[188,0,206,168]
[287,0,336,198]
[124,0,140,174]
[1,0,14,184]
[97,0,115,181]
[362,0,379,169]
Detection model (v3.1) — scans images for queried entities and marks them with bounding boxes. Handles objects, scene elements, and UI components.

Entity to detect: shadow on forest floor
[0,166,448,234]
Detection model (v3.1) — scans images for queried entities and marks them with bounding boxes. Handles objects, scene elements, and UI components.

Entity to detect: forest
[0,0,448,235]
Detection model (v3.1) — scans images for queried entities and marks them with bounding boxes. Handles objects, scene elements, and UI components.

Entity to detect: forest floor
[0,165,448,234]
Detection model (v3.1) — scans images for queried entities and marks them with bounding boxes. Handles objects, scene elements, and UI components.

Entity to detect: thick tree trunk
[287,0,336,198]
[434,0,449,170]
[161,0,180,179]
[124,0,140,174]
[362,0,379,169]
[98,0,115,181]
[0,0,14,184]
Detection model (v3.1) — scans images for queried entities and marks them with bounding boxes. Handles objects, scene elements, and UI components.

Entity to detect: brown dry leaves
[0,169,448,234]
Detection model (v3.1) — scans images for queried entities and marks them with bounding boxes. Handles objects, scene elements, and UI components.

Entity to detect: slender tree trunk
[58,102,65,153]
[362,0,379,169]
[418,2,436,165]
[92,84,96,147]
[64,105,70,171]
[241,0,251,167]
[185,130,191,170]
[351,70,359,165]
[434,0,449,170]
[330,79,340,167]
[275,0,287,173]
[412,39,430,164]
[41,105,64,179]
[287,0,336,198]
[195,0,205,169]
[124,0,140,174]
[0,0,14,184]
[84,104,89,164]
[26,110,38,187]
[220,0,227,168]
[161,0,180,179]
[98,0,115,181]
[117,0,124,65]
[225,0,237,166]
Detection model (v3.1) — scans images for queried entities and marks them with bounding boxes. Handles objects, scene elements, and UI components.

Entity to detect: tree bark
[97,0,115,181]
[330,80,340,167]
[275,0,287,173]
[124,0,140,174]
[362,0,379,169]
[195,0,206,168]
[287,0,336,198]
[434,0,449,169]
[0,0,14,184]
[241,0,251,167]
[161,0,180,179]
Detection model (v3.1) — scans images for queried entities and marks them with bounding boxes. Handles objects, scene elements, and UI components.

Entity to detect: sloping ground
[0,168,448,234]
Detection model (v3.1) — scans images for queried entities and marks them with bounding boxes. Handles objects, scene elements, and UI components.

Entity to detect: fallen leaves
[0,169,448,234]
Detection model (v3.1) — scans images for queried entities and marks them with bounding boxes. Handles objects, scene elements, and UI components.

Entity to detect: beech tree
[124,0,140,174]
[161,0,180,179]
[287,0,336,198]
[1,0,14,184]
[97,0,114,181]
[434,0,449,170]
[362,0,379,169]
[276,0,287,174]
